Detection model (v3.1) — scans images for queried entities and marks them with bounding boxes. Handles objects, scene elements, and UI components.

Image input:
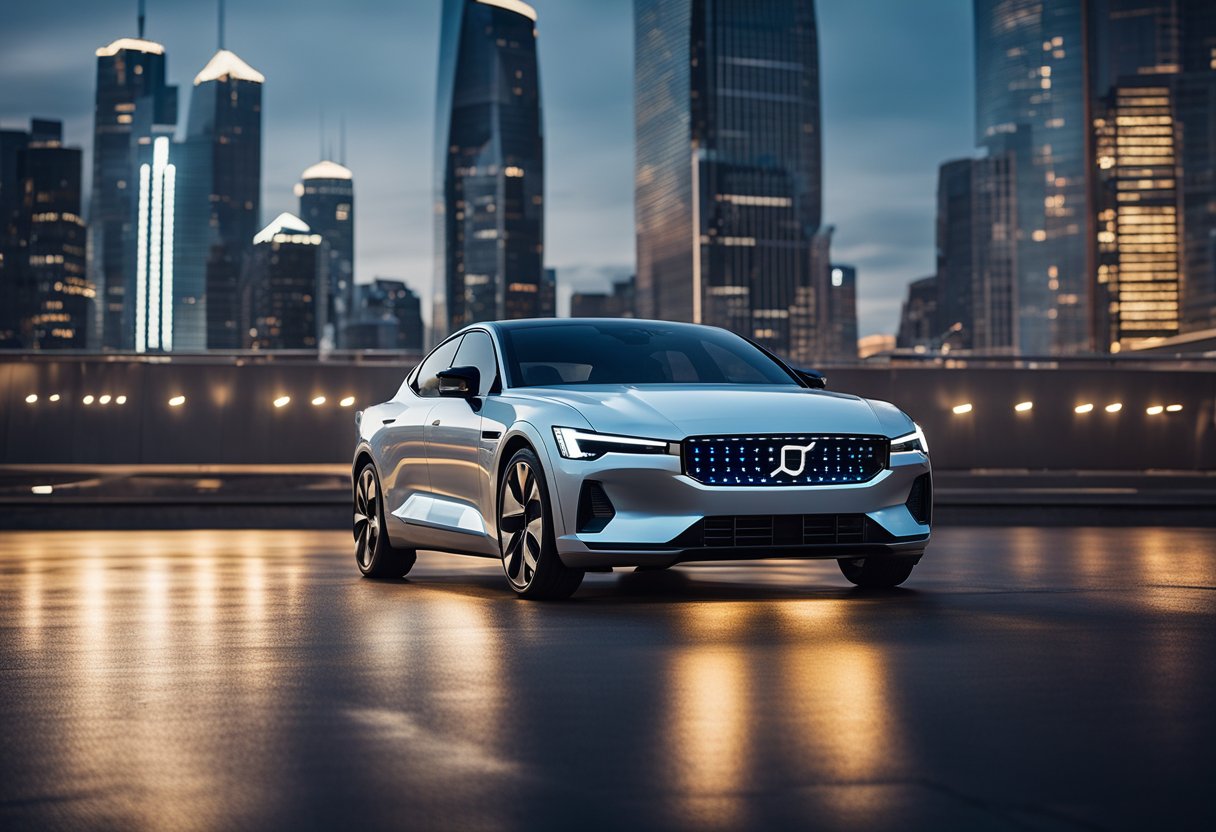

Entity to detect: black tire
[498,448,584,600]
[838,556,917,589]
[354,463,417,578]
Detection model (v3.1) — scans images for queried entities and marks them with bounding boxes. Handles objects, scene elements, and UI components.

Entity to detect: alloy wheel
[500,460,544,589]
[354,467,380,569]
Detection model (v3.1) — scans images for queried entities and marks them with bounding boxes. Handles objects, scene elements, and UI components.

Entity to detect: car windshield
[499,322,800,387]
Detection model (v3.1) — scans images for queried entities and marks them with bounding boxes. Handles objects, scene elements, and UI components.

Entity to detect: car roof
[486,318,714,333]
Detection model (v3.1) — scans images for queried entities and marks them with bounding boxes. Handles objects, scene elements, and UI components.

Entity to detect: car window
[500,322,799,387]
[413,336,463,398]
[451,330,500,396]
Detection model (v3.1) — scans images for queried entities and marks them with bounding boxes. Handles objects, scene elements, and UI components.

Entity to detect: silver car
[352,319,931,599]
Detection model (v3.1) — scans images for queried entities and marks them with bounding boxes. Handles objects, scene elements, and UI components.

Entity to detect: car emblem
[770,441,818,478]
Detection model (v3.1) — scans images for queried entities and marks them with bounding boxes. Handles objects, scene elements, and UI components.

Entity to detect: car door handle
[431,419,441,426]
[381,418,396,425]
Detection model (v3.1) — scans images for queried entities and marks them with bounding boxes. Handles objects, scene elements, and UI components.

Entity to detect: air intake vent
[906,474,932,525]
[672,514,893,548]
[577,481,615,533]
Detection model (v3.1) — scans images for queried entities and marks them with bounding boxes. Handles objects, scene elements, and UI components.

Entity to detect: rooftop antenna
[138,0,146,38]
[218,0,225,50]
[320,107,326,160]
[340,116,346,165]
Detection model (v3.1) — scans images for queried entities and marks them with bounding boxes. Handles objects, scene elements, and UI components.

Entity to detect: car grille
[683,434,889,487]
[671,514,894,548]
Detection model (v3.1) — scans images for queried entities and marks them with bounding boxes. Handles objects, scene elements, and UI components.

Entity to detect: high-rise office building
[344,279,425,351]
[935,155,1019,353]
[539,267,556,318]
[298,160,354,347]
[8,121,91,349]
[131,135,178,352]
[434,0,544,339]
[570,276,637,319]
[897,276,939,351]
[243,213,321,350]
[91,24,177,350]
[0,128,30,346]
[635,0,823,362]
[823,264,858,360]
[974,0,1087,355]
[184,43,264,349]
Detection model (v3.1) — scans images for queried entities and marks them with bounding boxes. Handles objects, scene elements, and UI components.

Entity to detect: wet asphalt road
[1,527,1214,831]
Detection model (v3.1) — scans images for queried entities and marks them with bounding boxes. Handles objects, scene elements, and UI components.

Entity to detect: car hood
[506,385,908,440]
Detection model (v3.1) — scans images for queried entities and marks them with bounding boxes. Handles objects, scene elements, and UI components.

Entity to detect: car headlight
[890,424,929,454]
[552,427,671,460]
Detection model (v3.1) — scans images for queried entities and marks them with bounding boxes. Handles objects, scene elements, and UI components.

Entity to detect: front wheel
[498,449,584,600]
[354,463,417,578]
[838,556,917,589]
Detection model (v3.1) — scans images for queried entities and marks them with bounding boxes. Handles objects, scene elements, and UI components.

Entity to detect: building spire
[217,0,225,50]
[340,116,346,165]
[138,0,146,38]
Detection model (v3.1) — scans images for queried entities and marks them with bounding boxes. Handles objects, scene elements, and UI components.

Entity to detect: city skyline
[0,0,974,338]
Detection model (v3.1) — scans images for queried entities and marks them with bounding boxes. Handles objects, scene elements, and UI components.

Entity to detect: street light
[274,396,291,408]
[1104,403,1122,413]
[168,395,186,407]
[952,403,972,415]
[1075,403,1094,414]
[1014,401,1033,412]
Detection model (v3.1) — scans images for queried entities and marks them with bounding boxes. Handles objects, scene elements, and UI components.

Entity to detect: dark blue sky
[0,0,975,336]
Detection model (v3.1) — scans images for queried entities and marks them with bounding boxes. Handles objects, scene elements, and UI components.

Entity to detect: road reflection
[1,527,1213,830]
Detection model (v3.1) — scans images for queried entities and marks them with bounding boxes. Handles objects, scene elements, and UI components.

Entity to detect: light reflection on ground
[0,527,1213,830]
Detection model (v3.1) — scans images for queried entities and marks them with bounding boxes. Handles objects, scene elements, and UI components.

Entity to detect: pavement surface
[1,527,1214,830]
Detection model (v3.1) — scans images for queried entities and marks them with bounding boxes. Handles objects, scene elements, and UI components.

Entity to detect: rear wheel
[838,556,917,589]
[498,449,584,600]
[354,463,417,578]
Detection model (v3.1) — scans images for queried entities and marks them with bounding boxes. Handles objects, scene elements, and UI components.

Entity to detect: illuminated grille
[683,435,888,487]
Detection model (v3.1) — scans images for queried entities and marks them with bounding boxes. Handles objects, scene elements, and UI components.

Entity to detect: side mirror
[796,368,827,389]
[437,365,481,399]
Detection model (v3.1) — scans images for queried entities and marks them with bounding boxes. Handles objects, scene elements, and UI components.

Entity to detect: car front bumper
[548,449,931,569]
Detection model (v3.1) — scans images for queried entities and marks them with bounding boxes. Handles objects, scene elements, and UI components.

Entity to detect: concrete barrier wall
[2,355,1213,470]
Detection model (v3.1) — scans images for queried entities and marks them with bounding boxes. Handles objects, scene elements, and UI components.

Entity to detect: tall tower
[185,1,264,349]
[634,0,823,362]
[434,0,544,340]
[974,0,1088,356]
[90,4,177,349]
[298,160,354,348]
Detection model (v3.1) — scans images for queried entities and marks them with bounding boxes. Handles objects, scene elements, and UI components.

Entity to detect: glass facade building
[935,155,1019,353]
[975,0,1088,355]
[243,213,321,350]
[90,36,177,350]
[298,161,354,348]
[434,0,544,340]
[635,0,824,363]
[14,121,91,349]
[184,49,264,350]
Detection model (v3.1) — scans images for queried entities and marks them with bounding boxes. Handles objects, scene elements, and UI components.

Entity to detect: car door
[424,330,500,550]
[377,335,463,520]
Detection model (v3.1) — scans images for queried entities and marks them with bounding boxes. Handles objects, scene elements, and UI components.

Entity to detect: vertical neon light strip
[135,163,151,353]
[148,137,168,350]
[162,163,176,351]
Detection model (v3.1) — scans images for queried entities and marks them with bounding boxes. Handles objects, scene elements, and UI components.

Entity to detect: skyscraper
[974,0,1087,354]
[90,23,177,349]
[12,121,91,349]
[132,136,178,352]
[635,0,823,362]
[345,279,425,351]
[824,264,858,360]
[298,160,354,347]
[897,276,939,351]
[434,0,544,339]
[934,155,1019,353]
[184,37,264,349]
[1087,0,1216,342]
[243,213,321,350]
[0,128,30,346]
